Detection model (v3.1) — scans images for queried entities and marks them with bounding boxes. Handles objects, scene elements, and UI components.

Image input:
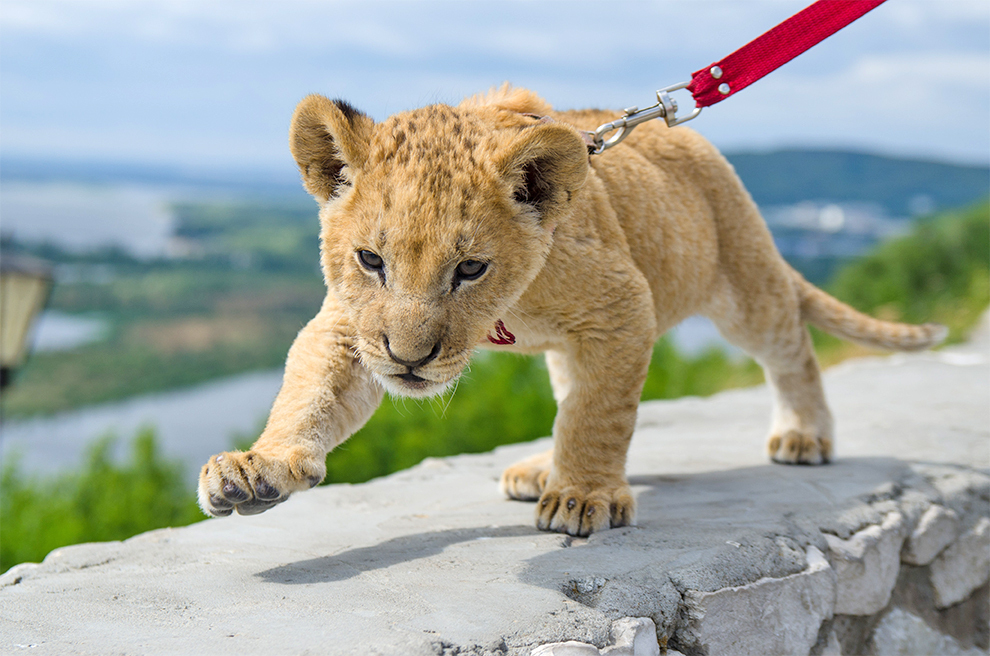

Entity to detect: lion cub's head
[289,87,588,398]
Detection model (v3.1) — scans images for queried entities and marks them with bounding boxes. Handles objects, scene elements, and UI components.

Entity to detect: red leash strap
[687,0,889,108]
[590,0,891,153]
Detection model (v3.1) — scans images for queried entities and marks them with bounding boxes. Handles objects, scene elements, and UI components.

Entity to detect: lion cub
[198,86,945,536]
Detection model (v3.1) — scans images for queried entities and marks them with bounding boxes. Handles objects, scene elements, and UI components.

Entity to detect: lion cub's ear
[289,95,374,203]
[498,123,589,225]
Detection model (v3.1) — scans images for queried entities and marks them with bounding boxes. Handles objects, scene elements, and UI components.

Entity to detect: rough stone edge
[528,464,990,656]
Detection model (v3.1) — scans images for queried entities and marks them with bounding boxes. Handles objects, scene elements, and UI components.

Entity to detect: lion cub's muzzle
[381,334,445,395]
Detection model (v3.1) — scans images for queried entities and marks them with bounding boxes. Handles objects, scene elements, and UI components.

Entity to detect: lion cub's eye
[455,260,488,281]
[357,250,384,272]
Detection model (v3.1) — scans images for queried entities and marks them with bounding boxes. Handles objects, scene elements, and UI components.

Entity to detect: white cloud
[1,0,986,167]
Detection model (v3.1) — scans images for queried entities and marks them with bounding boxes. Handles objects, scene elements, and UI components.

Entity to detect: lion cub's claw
[536,483,634,537]
[197,449,324,518]
[500,451,551,501]
[767,429,832,465]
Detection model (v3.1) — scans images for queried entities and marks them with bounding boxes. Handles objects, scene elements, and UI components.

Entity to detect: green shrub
[0,428,203,573]
[321,338,761,485]
[820,200,990,347]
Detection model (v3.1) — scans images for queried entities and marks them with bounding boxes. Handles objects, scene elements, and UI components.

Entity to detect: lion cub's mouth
[394,371,431,391]
[361,347,467,398]
[381,369,451,398]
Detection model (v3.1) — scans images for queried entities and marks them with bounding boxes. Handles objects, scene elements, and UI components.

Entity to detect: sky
[2,0,988,179]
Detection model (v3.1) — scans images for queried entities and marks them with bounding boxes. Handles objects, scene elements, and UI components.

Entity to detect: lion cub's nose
[383,335,441,369]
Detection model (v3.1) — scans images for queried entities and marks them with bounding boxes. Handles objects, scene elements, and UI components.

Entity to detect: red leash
[591,0,890,153]
[688,0,888,107]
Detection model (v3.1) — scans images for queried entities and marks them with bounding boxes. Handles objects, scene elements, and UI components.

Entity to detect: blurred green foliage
[320,341,761,485]
[171,201,320,274]
[3,338,295,416]
[825,200,989,342]
[0,428,202,573]
[1,199,326,419]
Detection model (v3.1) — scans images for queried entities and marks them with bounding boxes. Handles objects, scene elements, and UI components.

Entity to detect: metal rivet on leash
[587,0,889,154]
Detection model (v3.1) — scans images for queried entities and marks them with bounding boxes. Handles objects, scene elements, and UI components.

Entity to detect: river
[1,369,284,485]
[0,316,736,485]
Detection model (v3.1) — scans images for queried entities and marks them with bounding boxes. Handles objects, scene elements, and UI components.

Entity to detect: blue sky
[2,0,988,177]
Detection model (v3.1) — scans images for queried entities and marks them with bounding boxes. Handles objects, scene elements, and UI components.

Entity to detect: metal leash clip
[590,82,702,154]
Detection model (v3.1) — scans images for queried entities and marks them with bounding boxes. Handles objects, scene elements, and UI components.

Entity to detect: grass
[322,339,762,485]
[1,269,324,417]
[812,200,989,361]
[0,428,202,573]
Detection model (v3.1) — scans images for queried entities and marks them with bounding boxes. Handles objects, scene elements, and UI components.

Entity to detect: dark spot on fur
[514,158,555,213]
[332,99,364,125]
[312,161,347,194]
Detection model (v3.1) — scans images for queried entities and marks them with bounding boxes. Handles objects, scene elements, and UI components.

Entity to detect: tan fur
[198,85,946,535]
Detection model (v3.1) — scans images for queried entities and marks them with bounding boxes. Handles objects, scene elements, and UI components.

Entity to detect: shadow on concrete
[515,456,916,596]
[256,524,539,584]
[257,456,913,590]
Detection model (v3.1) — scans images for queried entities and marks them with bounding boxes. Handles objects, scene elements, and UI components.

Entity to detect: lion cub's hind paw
[197,449,324,517]
[536,484,635,537]
[767,430,832,466]
[500,450,552,501]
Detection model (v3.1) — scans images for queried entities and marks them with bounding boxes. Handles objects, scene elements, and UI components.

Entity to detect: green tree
[827,200,989,342]
[1,429,202,573]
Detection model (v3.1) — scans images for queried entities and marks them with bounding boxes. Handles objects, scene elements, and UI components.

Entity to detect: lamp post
[0,253,53,390]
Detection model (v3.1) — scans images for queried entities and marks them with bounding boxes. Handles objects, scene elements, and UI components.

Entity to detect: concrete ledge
[2,335,988,655]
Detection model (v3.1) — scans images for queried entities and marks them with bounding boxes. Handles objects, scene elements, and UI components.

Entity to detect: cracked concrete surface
[1,324,987,655]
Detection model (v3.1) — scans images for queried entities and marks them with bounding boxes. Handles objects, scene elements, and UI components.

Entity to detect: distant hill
[3,150,987,216]
[725,149,989,217]
[0,156,303,198]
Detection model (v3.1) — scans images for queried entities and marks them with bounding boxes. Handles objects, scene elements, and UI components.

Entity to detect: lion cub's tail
[792,270,948,351]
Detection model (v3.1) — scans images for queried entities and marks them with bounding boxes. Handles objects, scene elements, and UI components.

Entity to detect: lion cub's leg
[198,299,383,516]
[755,327,833,464]
[500,449,552,500]
[707,274,833,465]
[500,351,572,500]
[532,290,654,536]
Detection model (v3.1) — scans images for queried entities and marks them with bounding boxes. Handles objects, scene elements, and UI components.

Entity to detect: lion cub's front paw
[500,449,552,501]
[197,448,325,517]
[536,479,635,537]
[767,429,832,465]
